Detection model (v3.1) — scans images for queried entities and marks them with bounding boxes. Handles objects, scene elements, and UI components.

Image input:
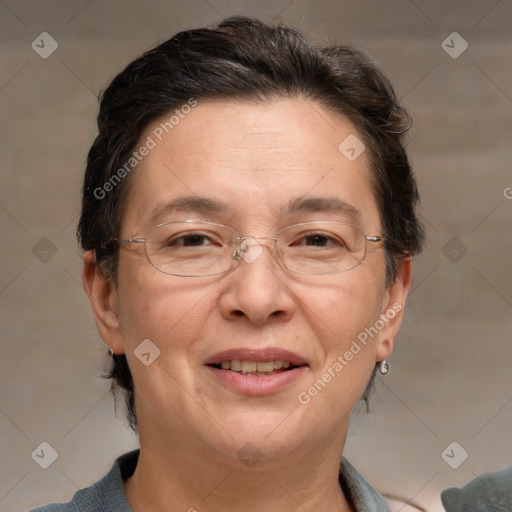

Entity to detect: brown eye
[292,232,345,248]
[302,234,330,246]
[170,234,210,247]
[161,231,223,249]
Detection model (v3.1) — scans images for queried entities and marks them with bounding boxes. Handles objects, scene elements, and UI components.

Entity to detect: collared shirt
[30,450,391,512]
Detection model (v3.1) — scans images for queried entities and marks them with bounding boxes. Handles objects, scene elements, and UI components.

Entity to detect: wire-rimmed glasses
[108,220,383,277]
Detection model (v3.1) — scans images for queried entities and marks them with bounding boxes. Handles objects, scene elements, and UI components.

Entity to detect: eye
[166,231,221,248]
[301,234,331,247]
[292,232,345,248]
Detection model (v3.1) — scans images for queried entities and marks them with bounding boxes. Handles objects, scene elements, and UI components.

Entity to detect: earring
[378,360,389,375]
[109,348,114,357]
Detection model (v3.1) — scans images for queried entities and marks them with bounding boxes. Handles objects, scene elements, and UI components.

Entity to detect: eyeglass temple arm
[111,238,146,243]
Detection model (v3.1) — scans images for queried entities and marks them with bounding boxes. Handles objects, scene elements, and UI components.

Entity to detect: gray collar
[31,450,391,511]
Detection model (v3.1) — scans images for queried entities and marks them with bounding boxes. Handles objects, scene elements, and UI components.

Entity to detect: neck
[124,429,353,512]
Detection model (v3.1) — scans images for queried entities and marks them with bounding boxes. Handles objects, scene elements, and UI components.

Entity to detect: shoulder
[28,450,139,512]
[441,464,512,512]
[339,457,391,512]
[29,503,77,512]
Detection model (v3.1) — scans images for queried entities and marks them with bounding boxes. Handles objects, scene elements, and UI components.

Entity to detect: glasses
[109,220,383,277]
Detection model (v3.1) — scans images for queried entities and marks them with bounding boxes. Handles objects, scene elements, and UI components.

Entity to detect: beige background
[1,1,511,511]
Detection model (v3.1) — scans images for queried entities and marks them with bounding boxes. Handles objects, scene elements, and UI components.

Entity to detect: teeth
[257,361,274,372]
[217,360,295,373]
[241,361,257,373]
[230,360,242,371]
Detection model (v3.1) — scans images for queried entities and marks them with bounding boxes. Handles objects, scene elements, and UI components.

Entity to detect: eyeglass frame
[107,219,384,277]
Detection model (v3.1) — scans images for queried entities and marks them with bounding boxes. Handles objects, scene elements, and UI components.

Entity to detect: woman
[32,16,424,511]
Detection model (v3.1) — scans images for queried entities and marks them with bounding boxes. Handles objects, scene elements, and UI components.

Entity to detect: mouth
[208,359,302,376]
[204,348,308,394]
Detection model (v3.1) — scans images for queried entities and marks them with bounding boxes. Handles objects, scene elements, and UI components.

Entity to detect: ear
[82,250,125,354]
[375,256,413,362]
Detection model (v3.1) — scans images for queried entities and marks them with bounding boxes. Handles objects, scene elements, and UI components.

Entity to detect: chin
[195,408,325,464]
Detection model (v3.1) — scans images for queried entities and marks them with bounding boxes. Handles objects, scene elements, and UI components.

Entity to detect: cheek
[114,268,219,411]
[295,281,384,420]
[305,269,384,335]
[115,261,215,352]
[299,269,385,374]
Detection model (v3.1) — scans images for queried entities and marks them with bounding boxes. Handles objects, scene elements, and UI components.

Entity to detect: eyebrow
[281,196,361,223]
[143,196,230,230]
[142,195,361,230]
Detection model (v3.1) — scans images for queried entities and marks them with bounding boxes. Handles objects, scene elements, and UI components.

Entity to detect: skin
[83,98,412,512]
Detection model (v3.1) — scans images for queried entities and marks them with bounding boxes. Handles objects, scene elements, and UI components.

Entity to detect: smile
[212,359,295,375]
[204,348,308,394]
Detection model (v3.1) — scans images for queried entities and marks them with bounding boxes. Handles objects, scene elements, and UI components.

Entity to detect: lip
[205,365,308,395]
[204,348,307,366]
[204,348,309,396]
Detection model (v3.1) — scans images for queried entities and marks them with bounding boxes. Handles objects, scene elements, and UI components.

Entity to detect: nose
[219,238,296,324]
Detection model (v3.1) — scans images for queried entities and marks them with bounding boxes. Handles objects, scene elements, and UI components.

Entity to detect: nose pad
[233,238,264,264]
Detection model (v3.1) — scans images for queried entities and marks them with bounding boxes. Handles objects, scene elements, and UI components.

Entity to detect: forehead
[121,98,380,232]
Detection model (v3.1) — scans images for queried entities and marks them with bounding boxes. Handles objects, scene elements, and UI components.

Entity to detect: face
[86,98,410,466]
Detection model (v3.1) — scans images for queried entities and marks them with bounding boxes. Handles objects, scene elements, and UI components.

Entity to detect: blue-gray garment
[30,450,391,511]
[441,464,512,512]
